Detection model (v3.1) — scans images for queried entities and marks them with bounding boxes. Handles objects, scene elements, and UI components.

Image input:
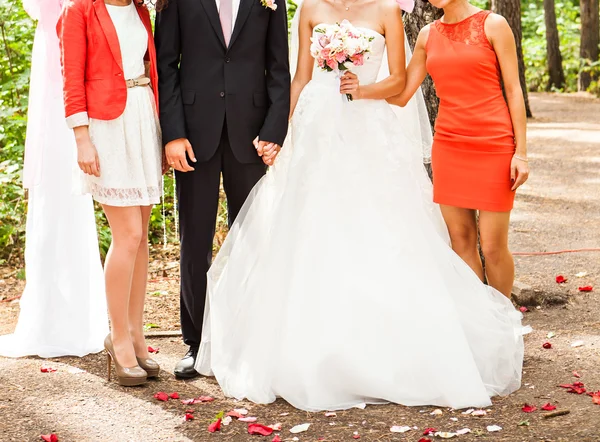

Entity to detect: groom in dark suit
[155,0,290,378]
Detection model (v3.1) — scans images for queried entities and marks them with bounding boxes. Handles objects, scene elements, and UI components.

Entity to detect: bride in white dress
[0,0,108,358]
[196,0,525,411]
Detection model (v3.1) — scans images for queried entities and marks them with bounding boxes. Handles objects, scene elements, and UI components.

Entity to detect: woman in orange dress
[390,0,529,297]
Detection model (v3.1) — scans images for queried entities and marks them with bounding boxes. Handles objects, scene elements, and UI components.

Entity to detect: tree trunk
[491,0,533,117]
[544,0,565,91]
[579,0,600,91]
[403,4,444,129]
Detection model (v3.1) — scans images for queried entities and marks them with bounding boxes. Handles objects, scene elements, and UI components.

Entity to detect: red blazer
[57,0,158,128]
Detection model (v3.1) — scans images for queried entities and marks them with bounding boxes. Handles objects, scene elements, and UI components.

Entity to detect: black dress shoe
[174,347,200,379]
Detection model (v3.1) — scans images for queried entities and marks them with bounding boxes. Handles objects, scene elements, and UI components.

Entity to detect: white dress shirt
[215,0,241,32]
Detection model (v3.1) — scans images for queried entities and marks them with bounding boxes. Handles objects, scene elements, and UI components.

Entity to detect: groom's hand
[253,137,281,166]
[166,138,196,172]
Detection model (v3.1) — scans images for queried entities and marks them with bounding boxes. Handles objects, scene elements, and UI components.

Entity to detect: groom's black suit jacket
[155,0,290,163]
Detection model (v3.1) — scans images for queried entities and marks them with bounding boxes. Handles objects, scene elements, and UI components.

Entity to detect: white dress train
[196,27,525,411]
[0,0,108,358]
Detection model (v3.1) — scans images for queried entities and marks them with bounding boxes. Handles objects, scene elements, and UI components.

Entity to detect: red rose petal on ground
[153,392,169,402]
[519,306,528,313]
[248,423,274,436]
[147,346,159,353]
[578,286,593,292]
[418,439,433,442]
[227,410,244,418]
[569,387,587,395]
[522,404,537,413]
[208,418,222,433]
[40,366,57,373]
[169,392,180,399]
[556,275,567,284]
[352,434,360,440]
[423,428,437,435]
[41,435,58,442]
[197,396,214,402]
[559,384,574,389]
[573,371,581,378]
[542,403,557,411]
[542,342,552,349]
[272,436,281,442]
[591,392,600,405]
[573,382,585,388]
[185,413,194,421]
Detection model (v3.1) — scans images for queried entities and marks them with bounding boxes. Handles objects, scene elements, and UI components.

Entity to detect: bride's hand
[74,128,101,177]
[340,72,362,100]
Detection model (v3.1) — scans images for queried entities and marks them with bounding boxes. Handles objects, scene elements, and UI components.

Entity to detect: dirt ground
[1,93,600,442]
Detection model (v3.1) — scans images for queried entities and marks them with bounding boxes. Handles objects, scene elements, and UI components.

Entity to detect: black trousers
[176,125,266,347]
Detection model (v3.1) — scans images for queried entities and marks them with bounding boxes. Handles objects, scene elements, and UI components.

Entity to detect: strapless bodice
[311,24,386,86]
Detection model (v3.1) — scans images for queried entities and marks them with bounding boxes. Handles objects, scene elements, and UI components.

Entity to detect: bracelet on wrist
[514,155,528,162]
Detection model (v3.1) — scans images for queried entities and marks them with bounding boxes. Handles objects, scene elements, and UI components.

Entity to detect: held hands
[76,135,101,177]
[340,72,362,100]
[510,155,530,191]
[165,138,196,172]
[254,136,281,166]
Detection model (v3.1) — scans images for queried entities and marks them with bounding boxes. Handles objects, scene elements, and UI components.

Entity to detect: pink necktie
[220,0,233,46]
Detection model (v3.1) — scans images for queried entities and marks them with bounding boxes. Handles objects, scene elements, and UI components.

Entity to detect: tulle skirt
[196,77,525,411]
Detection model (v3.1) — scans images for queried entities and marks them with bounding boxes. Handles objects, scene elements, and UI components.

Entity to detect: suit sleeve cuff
[66,111,89,129]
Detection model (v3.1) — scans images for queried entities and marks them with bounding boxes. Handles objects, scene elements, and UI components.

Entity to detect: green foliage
[522,0,581,92]
[0,1,34,263]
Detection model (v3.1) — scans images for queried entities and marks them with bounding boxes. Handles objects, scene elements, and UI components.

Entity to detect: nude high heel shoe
[104,335,147,387]
[136,357,160,378]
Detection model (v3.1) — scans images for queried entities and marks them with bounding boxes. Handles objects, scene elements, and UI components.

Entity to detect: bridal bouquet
[310,20,374,101]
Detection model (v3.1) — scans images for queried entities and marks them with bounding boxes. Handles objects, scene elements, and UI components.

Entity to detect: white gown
[0,0,108,358]
[196,26,525,411]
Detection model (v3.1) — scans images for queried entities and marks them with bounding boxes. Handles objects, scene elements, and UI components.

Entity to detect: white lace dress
[78,2,162,207]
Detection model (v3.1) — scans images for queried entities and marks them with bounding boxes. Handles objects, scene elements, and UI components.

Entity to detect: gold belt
[125,76,151,88]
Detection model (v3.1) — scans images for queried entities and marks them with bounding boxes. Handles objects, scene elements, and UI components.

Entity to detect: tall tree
[403,3,444,129]
[544,0,565,90]
[491,0,533,117]
[579,0,599,91]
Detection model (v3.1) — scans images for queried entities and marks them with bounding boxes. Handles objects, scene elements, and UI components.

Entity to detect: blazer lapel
[200,0,227,49]
[229,0,254,49]
[92,0,123,70]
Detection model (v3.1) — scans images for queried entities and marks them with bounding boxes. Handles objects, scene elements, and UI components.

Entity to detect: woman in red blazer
[58,0,163,386]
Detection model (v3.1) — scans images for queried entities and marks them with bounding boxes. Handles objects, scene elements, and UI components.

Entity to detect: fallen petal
[418,439,432,442]
[208,419,222,433]
[522,404,537,413]
[147,346,159,354]
[555,275,567,284]
[239,417,258,423]
[430,409,443,416]
[547,332,556,339]
[352,432,360,439]
[519,306,528,313]
[471,410,487,417]
[543,342,552,349]
[542,403,557,411]
[576,272,588,278]
[40,366,57,373]
[434,432,457,439]
[169,392,180,400]
[462,409,474,415]
[573,371,581,378]
[487,425,502,432]
[268,423,282,431]
[248,423,274,436]
[153,392,169,402]
[222,416,233,426]
[421,428,437,435]
[272,436,281,442]
[578,286,593,292]
[390,426,411,433]
[456,428,471,435]
[41,435,59,442]
[592,393,600,406]
[184,413,194,421]
[290,423,311,434]
[324,412,337,417]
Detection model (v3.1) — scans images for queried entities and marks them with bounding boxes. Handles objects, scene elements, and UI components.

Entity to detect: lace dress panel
[434,10,493,50]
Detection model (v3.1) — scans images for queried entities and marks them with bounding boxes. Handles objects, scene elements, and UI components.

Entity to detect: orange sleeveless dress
[426,11,516,212]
